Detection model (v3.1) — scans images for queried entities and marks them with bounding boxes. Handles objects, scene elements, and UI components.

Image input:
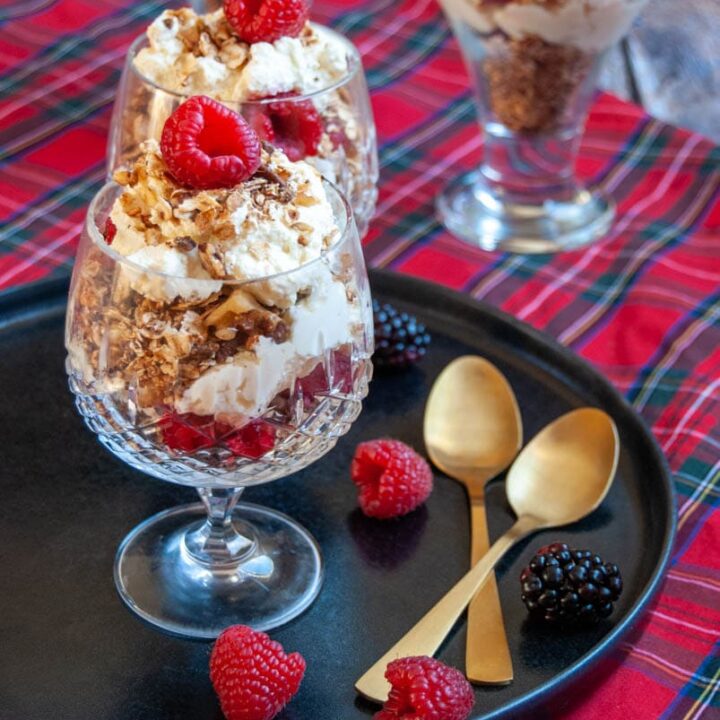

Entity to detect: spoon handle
[355,514,540,703]
[466,494,513,684]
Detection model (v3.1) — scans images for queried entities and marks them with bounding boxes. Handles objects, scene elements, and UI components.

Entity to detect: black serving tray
[0,270,675,720]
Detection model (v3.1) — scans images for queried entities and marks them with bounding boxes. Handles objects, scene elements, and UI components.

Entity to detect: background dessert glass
[108,31,379,237]
[437,0,648,253]
[65,179,373,639]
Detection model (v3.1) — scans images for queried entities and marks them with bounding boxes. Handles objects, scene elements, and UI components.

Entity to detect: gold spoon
[424,356,522,684]
[356,408,619,703]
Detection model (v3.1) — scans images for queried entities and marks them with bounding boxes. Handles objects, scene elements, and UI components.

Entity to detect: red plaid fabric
[1,1,718,718]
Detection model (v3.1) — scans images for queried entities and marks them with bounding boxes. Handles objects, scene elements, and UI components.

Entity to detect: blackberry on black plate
[521,543,623,625]
[372,300,431,369]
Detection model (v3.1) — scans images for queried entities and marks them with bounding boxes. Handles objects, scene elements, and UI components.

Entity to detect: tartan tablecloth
[1,0,718,717]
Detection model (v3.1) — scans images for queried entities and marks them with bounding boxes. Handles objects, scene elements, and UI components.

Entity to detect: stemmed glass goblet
[437,0,649,253]
[65,179,373,639]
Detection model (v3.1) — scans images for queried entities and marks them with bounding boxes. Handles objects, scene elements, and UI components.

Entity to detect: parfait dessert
[66,97,373,638]
[437,0,649,252]
[109,0,378,235]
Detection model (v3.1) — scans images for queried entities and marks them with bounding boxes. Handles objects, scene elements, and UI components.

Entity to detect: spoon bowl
[508,408,619,526]
[424,356,522,684]
[425,356,522,484]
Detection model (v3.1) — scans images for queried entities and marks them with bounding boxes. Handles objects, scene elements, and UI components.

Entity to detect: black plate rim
[370,269,676,718]
[0,270,677,719]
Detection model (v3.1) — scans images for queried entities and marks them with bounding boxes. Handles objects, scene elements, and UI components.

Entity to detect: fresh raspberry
[223,0,309,44]
[159,412,220,452]
[374,656,475,720]
[351,439,433,519]
[247,95,322,161]
[103,218,117,245]
[224,420,276,459]
[210,625,306,720]
[160,95,261,189]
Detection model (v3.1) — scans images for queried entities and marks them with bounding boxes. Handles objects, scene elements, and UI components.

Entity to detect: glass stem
[479,126,584,208]
[184,488,256,567]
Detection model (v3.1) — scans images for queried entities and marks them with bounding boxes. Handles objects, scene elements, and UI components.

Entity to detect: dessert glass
[107,30,378,237]
[437,0,648,253]
[65,179,373,639]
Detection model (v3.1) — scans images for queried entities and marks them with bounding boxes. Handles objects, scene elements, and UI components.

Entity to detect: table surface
[0,1,719,719]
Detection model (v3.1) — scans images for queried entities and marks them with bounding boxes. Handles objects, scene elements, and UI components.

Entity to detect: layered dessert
[113,0,376,232]
[68,97,369,461]
[441,0,648,132]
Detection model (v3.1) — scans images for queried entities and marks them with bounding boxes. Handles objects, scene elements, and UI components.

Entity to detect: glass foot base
[114,502,323,639]
[437,170,615,254]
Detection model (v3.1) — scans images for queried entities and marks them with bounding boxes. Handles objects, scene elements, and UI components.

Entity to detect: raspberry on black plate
[210,624,305,720]
[224,0,309,44]
[375,656,475,720]
[160,95,261,189]
[351,439,433,519]
[520,542,623,625]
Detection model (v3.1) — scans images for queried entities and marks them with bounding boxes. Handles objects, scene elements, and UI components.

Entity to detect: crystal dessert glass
[107,10,378,236]
[65,178,373,639]
[437,0,648,253]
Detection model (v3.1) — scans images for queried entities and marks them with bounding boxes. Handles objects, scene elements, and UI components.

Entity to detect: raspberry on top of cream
[443,0,648,53]
[134,8,349,102]
[108,138,341,303]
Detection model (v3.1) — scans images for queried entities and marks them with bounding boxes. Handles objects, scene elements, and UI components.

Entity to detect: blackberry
[372,300,431,369]
[520,543,622,625]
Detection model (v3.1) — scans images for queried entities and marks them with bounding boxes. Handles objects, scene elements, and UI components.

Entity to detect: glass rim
[126,22,362,104]
[86,176,354,286]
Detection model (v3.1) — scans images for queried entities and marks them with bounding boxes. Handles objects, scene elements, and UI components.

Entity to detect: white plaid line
[0,87,114,161]
[0,2,161,92]
[688,670,720,720]
[0,170,103,246]
[358,0,434,56]
[633,301,720,412]
[654,425,720,454]
[370,214,437,267]
[0,220,81,287]
[0,46,126,122]
[650,610,720,637]
[379,97,472,170]
[331,0,398,34]
[554,136,710,343]
[472,257,526,301]
[667,571,720,593]
[376,135,481,216]
[623,645,717,685]
[678,459,720,520]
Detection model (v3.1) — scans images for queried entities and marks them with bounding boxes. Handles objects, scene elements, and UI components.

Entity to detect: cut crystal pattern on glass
[65,178,373,638]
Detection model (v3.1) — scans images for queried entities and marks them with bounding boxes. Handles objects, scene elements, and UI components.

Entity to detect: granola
[67,143,364,423]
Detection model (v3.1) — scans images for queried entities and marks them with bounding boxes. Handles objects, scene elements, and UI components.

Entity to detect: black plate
[0,270,675,720]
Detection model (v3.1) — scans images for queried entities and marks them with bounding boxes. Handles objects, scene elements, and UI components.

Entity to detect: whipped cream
[134,8,349,102]
[107,141,340,304]
[177,266,357,417]
[442,0,648,53]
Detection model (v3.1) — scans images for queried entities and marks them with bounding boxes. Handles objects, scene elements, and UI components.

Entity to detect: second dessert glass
[65,179,373,639]
[437,0,648,253]
[107,28,378,237]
